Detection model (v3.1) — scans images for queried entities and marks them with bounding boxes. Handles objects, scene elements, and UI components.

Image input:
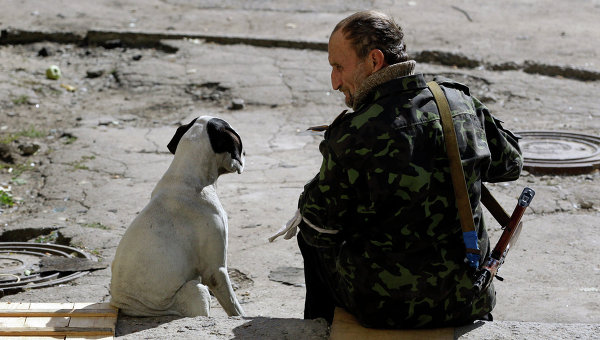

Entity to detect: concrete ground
[1,1,599,339]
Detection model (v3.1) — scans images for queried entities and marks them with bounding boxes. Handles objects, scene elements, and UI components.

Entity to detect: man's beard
[343,62,368,108]
[344,91,354,108]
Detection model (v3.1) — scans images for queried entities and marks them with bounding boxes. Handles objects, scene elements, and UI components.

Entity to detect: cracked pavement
[1,1,600,339]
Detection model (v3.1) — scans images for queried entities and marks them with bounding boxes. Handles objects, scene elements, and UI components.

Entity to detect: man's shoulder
[431,75,472,97]
[371,73,428,100]
[326,74,475,137]
[327,102,389,137]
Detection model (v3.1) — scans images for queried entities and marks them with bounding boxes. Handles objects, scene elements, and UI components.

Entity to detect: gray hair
[333,10,409,65]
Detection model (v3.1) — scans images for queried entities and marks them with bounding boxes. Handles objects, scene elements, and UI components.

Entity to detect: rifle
[474,187,535,292]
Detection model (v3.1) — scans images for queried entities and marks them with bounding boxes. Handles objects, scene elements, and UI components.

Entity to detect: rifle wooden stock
[491,209,526,260]
[474,187,535,292]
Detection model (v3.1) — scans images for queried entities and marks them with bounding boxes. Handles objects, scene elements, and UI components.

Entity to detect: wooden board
[0,302,117,339]
[329,307,455,340]
[37,258,108,273]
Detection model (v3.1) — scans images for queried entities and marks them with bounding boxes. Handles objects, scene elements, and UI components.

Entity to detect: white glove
[268,209,302,242]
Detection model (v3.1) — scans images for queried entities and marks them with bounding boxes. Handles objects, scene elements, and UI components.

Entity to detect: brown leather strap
[480,184,511,228]
[427,81,478,249]
[427,81,509,236]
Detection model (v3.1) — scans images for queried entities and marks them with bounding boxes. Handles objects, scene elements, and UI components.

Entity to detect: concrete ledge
[0,27,328,52]
[112,313,599,339]
[1,28,599,81]
[456,320,600,340]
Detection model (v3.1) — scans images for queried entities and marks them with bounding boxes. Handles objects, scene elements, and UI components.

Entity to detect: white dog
[110,116,245,317]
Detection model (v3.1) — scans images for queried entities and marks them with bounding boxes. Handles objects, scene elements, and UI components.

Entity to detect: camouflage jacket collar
[353,60,417,111]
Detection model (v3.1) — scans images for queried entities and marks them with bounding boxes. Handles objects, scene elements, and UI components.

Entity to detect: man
[272,10,523,328]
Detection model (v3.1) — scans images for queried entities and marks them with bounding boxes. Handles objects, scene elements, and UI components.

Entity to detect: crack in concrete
[143,128,160,153]
[48,154,127,181]
[78,189,91,210]
[275,60,296,105]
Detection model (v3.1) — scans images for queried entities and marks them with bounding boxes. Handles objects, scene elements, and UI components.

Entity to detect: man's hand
[269,209,302,242]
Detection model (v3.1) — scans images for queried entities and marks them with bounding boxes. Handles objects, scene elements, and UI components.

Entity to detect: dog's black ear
[207,118,243,162]
[167,118,198,154]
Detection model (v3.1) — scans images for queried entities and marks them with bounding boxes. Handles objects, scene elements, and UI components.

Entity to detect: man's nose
[331,70,342,90]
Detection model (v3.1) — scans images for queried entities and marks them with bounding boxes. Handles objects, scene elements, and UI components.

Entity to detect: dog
[110,116,245,317]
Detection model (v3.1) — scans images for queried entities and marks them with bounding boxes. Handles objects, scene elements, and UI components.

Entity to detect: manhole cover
[517,131,600,175]
[0,242,94,296]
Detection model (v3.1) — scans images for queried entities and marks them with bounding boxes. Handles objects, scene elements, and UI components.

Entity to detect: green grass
[0,164,34,188]
[72,163,89,170]
[90,248,103,259]
[64,136,78,144]
[11,95,29,105]
[18,126,46,138]
[0,126,47,144]
[69,155,96,171]
[0,163,35,178]
[0,189,14,207]
[33,230,59,244]
[12,178,27,185]
[81,222,110,230]
[0,134,17,144]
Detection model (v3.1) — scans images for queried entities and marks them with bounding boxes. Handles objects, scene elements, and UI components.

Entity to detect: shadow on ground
[231,316,329,339]
[116,314,184,337]
[115,314,329,339]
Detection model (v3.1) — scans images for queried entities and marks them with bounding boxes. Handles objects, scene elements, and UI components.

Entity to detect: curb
[1,27,599,82]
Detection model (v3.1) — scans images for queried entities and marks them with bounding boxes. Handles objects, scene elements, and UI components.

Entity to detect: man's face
[328,30,372,108]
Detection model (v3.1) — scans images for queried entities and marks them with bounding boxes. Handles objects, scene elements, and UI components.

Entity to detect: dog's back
[110,116,245,317]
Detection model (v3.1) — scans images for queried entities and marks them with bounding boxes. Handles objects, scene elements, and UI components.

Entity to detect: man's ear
[368,49,387,73]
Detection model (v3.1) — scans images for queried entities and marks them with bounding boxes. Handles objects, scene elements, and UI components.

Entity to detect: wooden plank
[0,302,30,328]
[38,257,108,273]
[0,327,113,336]
[0,302,32,309]
[0,308,118,318]
[29,303,75,310]
[70,303,117,338]
[68,316,117,334]
[23,315,71,329]
[0,302,117,317]
[72,302,117,313]
[0,302,117,339]
[329,307,455,340]
[0,316,26,327]
[24,303,73,330]
[8,337,64,340]
[72,302,118,334]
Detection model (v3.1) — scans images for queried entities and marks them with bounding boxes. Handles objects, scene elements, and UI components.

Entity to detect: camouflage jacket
[297,73,523,328]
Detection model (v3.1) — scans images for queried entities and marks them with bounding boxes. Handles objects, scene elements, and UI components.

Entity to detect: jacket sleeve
[297,132,367,248]
[475,97,524,182]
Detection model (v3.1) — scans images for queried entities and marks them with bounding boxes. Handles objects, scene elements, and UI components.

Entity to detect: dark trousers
[298,233,494,328]
[297,233,339,324]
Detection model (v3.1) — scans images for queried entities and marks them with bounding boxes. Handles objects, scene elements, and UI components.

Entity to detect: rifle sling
[427,81,478,254]
[481,184,511,228]
[427,81,510,238]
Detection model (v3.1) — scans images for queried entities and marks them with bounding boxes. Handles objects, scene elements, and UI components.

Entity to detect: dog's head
[167,116,244,174]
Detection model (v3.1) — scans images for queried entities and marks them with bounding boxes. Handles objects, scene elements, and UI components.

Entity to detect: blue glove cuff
[463,231,480,268]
